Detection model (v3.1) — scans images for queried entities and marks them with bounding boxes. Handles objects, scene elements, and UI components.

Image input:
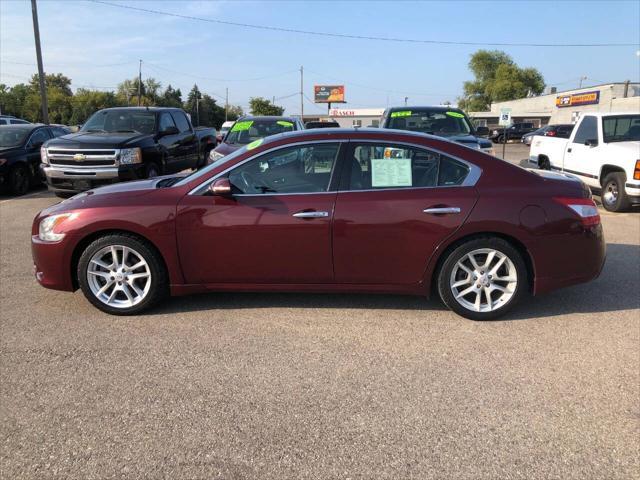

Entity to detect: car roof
[98,107,184,113]
[237,115,299,122]
[0,123,45,131]
[386,106,464,112]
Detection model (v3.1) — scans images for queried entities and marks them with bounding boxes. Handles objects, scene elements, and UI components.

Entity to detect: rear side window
[28,128,51,146]
[573,116,598,144]
[171,112,191,133]
[10,119,28,125]
[345,143,470,191]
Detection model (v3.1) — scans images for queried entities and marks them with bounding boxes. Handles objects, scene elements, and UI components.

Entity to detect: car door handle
[292,211,330,219]
[423,207,461,215]
[567,148,572,153]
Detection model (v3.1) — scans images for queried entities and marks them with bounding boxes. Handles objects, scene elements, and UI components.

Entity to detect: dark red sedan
[31,129,605,320]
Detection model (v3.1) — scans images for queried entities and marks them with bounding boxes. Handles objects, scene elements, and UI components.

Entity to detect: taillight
[634,160,640,180]
[554,197,600,227]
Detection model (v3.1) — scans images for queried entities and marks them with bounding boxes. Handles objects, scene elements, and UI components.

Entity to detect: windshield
[602,115,640,143]
[224,119,295,145]
[81,110,157,134]
[387,110,472,136]
[0,127,31,148]
[174,142,253,187]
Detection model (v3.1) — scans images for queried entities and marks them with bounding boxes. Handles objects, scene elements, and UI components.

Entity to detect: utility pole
[225,87,228,121]
[30,0,49,124]
[404,96,408,106]
[137,59,142,106]
[300,65,304,120]
[579,76,587,89]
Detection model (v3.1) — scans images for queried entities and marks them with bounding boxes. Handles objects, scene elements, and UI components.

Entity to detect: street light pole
[300,65,304,120]
[137,59,142,106]
[30,0,49,124]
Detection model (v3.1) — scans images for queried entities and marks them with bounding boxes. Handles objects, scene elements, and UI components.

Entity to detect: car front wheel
[438,237,527,320]
[77,234,168,315]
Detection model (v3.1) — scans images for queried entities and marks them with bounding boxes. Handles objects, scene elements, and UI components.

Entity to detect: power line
[144,60,297,84]
[1,59,137,68]
[88,0,637,47]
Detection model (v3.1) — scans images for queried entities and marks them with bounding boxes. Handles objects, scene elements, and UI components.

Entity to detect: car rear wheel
[437,237,527,320]
[77,234,168,315]
[9,165,30,196]
[601,172,630,212]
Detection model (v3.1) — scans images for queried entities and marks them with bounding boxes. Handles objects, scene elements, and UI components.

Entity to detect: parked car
[32,128,604,320]
[305,120,340,129]
[41,107,216,197]
[522,124,574,145]
[0,115,31,125]
[208,115,304,163]
[0,124,68,195]
[380,106,494,154]
[490,122,537,143]
[529,112,640,212]
[216,120,235,143]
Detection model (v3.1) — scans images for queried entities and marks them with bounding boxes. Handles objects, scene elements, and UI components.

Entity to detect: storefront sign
[556,90,600,108]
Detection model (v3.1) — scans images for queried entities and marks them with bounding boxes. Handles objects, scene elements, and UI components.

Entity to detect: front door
[176,142,343,284]
[332,142,478,284]
[563,115,600,188]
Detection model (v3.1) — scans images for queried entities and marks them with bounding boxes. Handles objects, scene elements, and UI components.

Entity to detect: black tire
[77,233,168,315]
[145,162,161,179]
[495,135,504,144]
[538,156,550,170]
[8,164,30,196]
[54,192,75,199]
[601,172,630,213]
[437,236,528,321]
[198,147,212,169]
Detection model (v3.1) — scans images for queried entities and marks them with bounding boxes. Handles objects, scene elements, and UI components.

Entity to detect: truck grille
[47,149,118,167]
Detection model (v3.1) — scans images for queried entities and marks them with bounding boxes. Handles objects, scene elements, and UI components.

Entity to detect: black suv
[490,122,537,143]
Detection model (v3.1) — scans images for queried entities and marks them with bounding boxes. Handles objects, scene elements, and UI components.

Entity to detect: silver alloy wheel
[87,245,151,309]
[450,248,517,313]
[603,181,618,206]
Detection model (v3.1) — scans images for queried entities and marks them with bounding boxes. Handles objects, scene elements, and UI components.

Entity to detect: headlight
[40,146,49,164]
[118,147,142,165]
[39,213,76,242]
[492,130,499,135]
[208,150,225,164]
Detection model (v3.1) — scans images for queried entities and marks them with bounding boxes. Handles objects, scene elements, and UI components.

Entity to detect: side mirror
[209,178,232,196]
[475,126,489,136]
[159,126,179,137]
[585,138,598,147]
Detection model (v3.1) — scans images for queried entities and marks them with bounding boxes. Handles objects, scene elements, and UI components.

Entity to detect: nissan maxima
[31,128,605,320]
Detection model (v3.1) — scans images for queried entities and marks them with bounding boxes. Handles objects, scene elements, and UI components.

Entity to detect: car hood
[46,131,153,149]
[438,133,491,149]
[214,141,242,156]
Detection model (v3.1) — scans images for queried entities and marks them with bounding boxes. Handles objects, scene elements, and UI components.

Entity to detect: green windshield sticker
[246,138,264,150]
[390,111,412,118]
[231,120,253,132]
[276,121,294,127]
[446,111,465,118]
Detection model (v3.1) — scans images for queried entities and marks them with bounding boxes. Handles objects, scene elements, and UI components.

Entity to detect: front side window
[28,128,50,147]
[228,143,340,194]
[346,143,470,191]
[573,116,598,144]
[159,113,177,132]
[602,114,640,143]
[171,112,191,133]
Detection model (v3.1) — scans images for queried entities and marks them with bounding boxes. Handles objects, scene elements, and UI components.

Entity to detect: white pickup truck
[529,112,640,212]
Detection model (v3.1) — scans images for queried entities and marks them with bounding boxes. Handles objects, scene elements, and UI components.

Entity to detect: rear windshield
[225,119,295,145]
[386,110,472,136]
[602,115,640,143]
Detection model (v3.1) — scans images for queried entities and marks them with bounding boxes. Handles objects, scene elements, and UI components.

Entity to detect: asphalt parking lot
[1,144,639,479]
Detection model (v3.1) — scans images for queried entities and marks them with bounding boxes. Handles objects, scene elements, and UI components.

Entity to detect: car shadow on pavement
[150,243,639,321]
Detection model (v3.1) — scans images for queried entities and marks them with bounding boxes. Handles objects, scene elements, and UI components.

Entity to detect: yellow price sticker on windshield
[276,121,293,127]
[246,138,264,150]
[446,111,465,118]
[231,120,253,132]
[390,111,412,118]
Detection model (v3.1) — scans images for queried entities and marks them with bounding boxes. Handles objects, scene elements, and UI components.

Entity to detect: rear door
[176,141,343,284]
[332,141,479,285]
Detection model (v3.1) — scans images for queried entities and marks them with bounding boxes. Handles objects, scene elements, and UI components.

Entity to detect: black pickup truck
[41,107,216,196]
[489,122,536,144]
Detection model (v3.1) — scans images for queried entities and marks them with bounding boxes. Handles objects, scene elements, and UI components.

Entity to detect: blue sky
[1,0,639,114]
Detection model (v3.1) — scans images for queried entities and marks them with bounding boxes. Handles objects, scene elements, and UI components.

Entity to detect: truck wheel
[601,172,630,212]
[8,165,30,196]
[538,157,550,170]
[496,135,504,144]
[146,162,161,179]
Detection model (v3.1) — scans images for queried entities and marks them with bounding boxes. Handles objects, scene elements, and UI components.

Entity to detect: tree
[458,50,545,112]
[70,89,117,124]
[249,97,284,116]
[144,78,162,105]
[159,84,183,108]
[30,73,73,96]
[226,104,243,121]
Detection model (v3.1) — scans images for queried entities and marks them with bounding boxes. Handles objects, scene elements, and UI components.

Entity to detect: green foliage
[184,84,227,128]
[249,97,284,116]
[226,104,244,121]
[459,50,545,112]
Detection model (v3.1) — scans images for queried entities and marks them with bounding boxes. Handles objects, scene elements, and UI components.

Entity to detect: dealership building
[303,108,386,128]
[468,82,640,128]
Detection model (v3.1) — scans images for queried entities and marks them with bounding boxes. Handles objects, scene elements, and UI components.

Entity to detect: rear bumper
[42,164,144,192]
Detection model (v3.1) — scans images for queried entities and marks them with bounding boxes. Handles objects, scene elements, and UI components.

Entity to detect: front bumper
[31,235,77,291]
[625,182,640,204]
[41,164,145,192]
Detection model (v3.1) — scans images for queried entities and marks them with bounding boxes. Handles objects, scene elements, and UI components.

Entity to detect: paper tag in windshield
[371,158,412,187]
[276,121,294,127]
[246,138,264,150]
[390,111,412,118]
[446,111,465,118]
[231,120,253,132]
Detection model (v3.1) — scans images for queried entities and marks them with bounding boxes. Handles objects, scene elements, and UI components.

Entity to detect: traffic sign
[499,108,512,127]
